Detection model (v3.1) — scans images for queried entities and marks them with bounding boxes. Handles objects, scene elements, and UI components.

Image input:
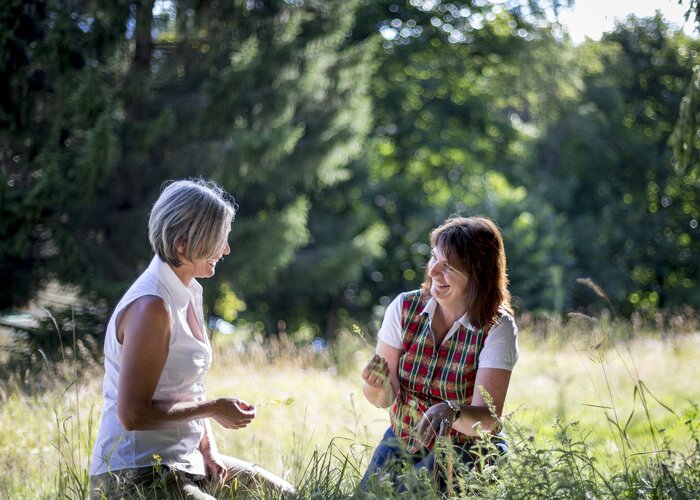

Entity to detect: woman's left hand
[415,402,454,449]
[204,452,233,487]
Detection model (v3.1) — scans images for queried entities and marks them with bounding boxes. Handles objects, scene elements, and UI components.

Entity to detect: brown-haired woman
[360,216,519,490]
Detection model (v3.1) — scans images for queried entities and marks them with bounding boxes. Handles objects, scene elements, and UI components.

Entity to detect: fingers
[233,398,256,417]
[362,354,390,387]
[213,398,257,429]
[210,466,225,488]
[415,405,453,448]
[205,453,224,479]
[221,467,236,486]
[438,416,452,438]
[228,411,253,426]
[361,354,380,378]
[209,461,231,488]
[415,413,438,446]
[423,416,450,448]
[214,417,253,430]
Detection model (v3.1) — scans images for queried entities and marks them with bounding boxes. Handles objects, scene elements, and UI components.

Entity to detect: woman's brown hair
[421,216,512,330]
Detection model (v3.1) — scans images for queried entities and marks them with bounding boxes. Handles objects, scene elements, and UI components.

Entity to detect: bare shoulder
[118,295,171,344]
[127,295,169,317]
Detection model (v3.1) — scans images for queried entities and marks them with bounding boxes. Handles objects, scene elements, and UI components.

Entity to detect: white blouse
[90,256,212,476]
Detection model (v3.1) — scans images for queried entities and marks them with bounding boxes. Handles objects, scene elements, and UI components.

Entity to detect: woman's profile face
[427,245,469,310]
[178,230,231,281]
[199,237,231,278]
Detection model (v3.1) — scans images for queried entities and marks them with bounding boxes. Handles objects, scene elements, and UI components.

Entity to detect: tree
[1,0,380,338]
[351,0,573,315]
[1,0,136,309]
[531,15,700,314]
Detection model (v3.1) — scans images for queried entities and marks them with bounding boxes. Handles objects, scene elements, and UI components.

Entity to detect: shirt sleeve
[377,293,404,350]
[478,313,519,371]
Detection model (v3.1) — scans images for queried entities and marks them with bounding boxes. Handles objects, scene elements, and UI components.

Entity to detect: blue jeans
[360,427,508,492]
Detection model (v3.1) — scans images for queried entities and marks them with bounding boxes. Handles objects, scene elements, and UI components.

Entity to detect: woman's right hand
[211,398,256,429]
[362,354,391,390]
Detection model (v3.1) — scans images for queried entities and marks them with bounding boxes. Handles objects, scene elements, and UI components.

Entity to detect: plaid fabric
[390,290,491,452]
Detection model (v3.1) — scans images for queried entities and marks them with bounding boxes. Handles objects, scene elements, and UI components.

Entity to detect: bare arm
[199,419,228,485]
[362,340,402,408]
[415,367,512,446]
[451,367,512,435]
[116,295,254,431]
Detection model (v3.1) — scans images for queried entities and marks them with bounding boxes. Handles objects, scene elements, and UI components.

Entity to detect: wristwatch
[445,400,461,422]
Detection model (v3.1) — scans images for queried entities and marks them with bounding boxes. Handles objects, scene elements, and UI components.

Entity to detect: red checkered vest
[390,290,493,453]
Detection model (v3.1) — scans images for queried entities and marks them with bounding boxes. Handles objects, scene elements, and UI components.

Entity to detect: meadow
[0,313,699,498]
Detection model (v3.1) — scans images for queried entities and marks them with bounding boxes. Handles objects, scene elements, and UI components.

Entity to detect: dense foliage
[1,0,698,339]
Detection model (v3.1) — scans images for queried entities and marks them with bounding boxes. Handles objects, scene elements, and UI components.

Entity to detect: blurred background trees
[1,0,698,343]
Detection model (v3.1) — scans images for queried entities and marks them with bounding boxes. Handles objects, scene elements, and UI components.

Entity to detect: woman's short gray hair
[148,179,237,267]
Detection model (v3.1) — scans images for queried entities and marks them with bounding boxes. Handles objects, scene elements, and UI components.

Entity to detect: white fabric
[377,292,519,371]
[90,256,213,476]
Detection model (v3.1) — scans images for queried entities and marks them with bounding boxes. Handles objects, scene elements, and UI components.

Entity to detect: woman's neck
[432,302,466,342]
[171,264,194,287]
[435,299,466,326]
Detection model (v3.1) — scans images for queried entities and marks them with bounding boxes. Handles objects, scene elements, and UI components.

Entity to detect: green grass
[0,320,699,498]
[509,328,700,456]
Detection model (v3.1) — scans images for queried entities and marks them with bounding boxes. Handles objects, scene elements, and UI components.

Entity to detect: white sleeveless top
[90,256,213,476]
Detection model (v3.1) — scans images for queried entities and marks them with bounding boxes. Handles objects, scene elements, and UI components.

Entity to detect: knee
[226,464,295,497]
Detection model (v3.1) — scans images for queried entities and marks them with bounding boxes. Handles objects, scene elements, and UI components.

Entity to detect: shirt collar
[148,255,203,309]
[421,296,474,330]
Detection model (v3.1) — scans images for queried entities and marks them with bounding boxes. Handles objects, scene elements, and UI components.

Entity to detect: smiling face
[427,245,469,312]
[173,227,231,285]
[197,236,231,278]
[420,216,511,329]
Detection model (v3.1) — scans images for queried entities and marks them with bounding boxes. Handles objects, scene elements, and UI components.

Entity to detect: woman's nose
[222,242,230,256]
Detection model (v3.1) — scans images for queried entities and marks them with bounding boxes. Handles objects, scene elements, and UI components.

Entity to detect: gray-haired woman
[90,179,294,499]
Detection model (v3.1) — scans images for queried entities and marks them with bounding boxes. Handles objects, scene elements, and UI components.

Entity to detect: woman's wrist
[363,383,394,408]
[208,398,223,419]
[445,400,461,422]
[200,441,219,458]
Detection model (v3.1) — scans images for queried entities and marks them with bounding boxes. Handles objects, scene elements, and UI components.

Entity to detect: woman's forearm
[451,404,501,436]
[119,398,220,431]
[362,383,395,408]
